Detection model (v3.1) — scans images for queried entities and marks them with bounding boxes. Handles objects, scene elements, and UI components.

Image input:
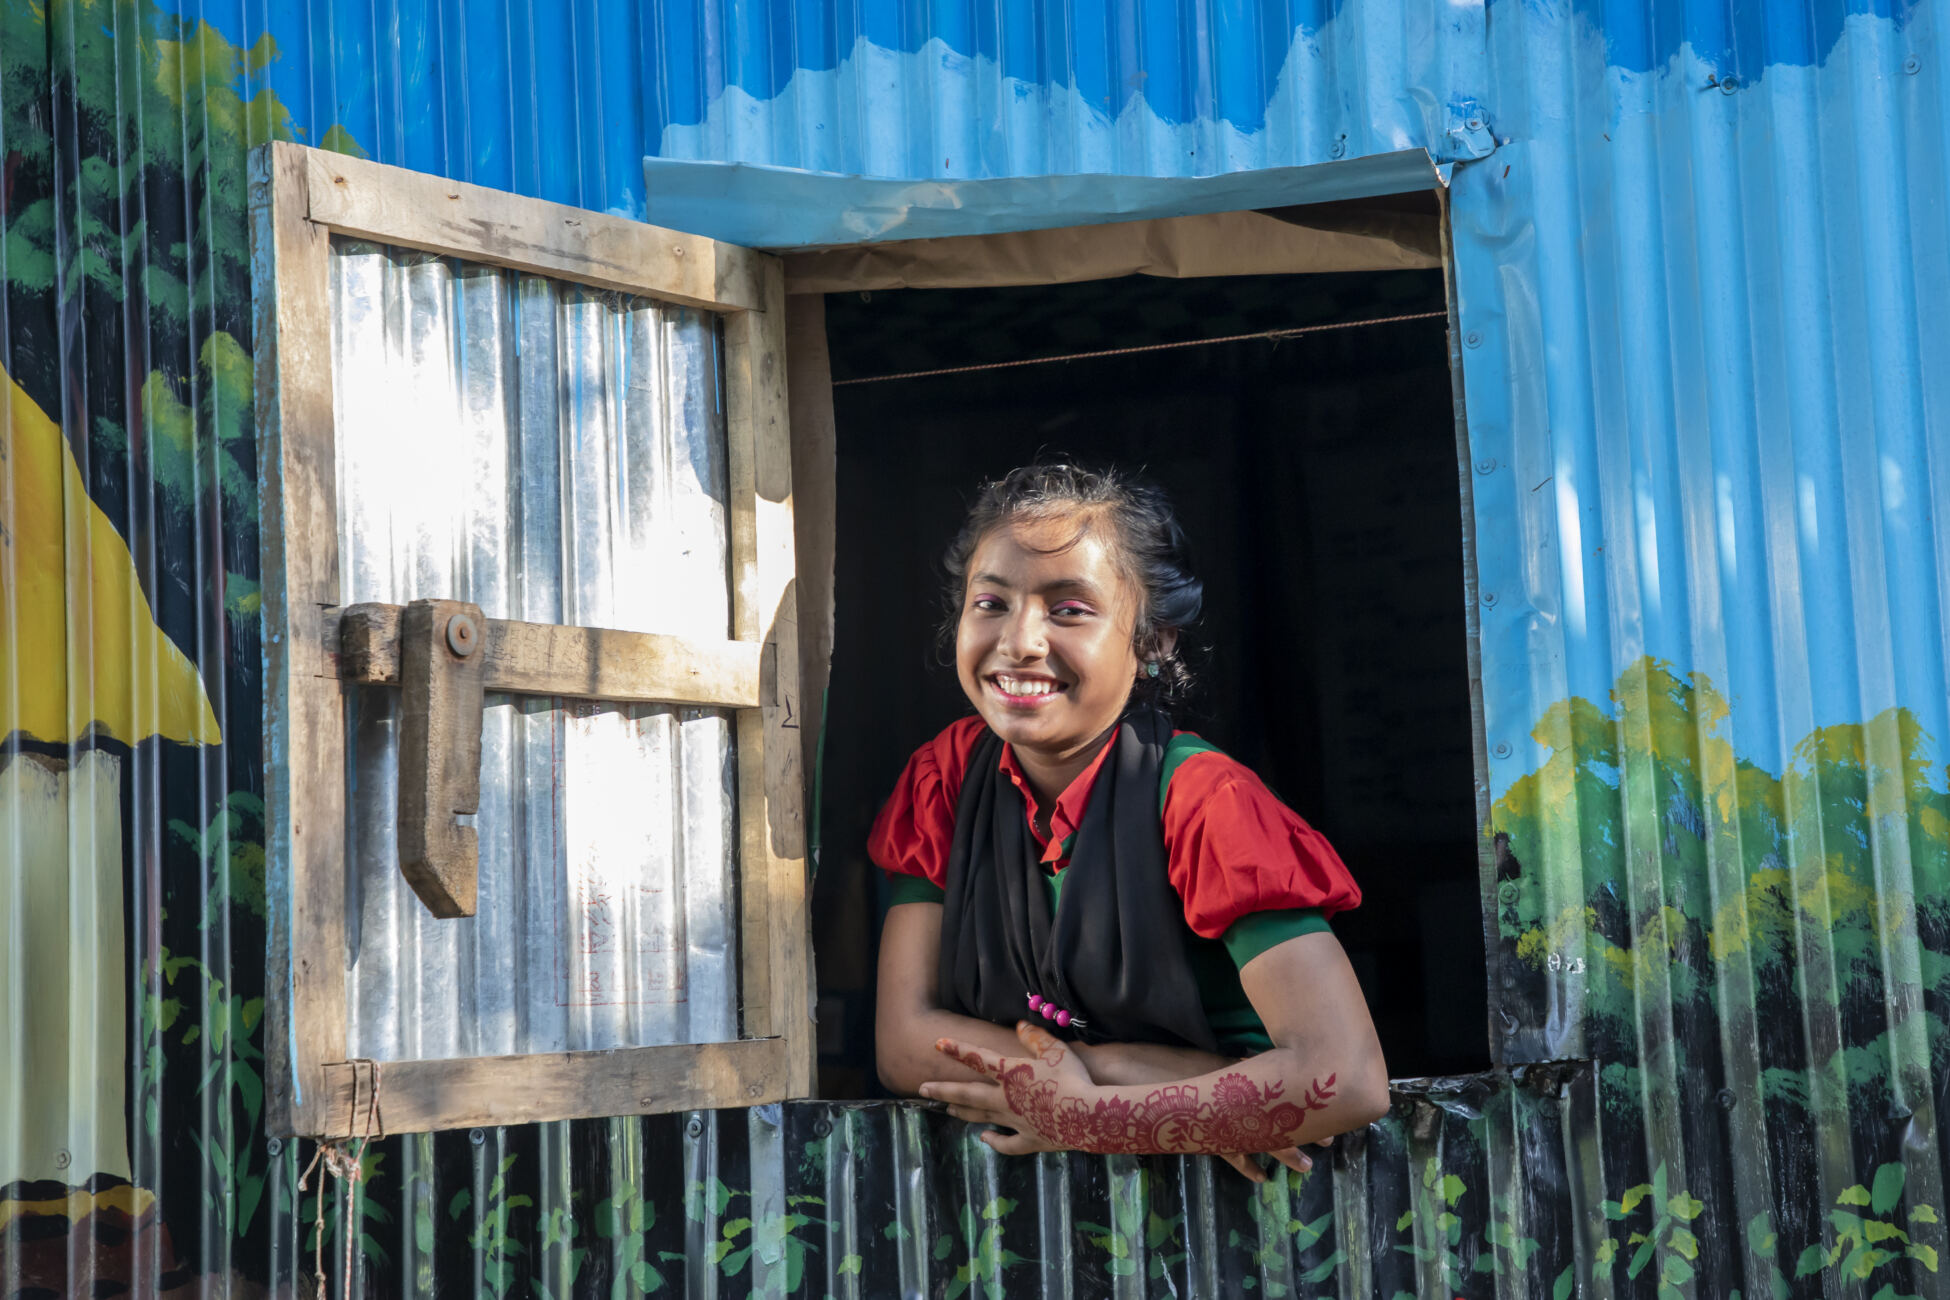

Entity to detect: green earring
[1145,661,1161,678]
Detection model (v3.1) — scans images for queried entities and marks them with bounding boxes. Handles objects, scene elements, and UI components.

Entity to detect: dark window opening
[811,260,1488,1097]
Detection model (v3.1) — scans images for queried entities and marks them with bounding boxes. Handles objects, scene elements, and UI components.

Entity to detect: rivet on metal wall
[686,1116,705,1139]
[267,1137,284,1157]
[1493,741,1512,759]
[1464,330,1484,348]
[1717,1089,1736,1110]
[1466,117,1484,132]
[1720,75,1740,94]
[54,1149,70,1170]
[1905,56,1922,75]
[1481,591,1498,607]
[813,1118,833,1138]
[469,1128,486,1146]
[1475,457,1497,475]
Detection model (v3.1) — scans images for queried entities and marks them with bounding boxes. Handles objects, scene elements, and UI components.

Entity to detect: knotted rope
[297,1060,383,1300]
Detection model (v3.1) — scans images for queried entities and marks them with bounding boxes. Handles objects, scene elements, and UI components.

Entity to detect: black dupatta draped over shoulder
[936,709,1219,1052]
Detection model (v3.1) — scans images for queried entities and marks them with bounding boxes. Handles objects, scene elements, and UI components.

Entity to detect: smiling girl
[871,464,1391,1179]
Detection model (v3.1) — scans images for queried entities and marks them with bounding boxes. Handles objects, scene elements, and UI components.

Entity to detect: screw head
[267,1137,285,1157]
[1464,329,1484,348]
[1466,116,1484,132]
[686,1116,705,1139]
[446,613,479,658]
[1904,55,1921,75]
[1493,741,1512,759]
[1719,75,1740,94]
[468,1128,486,1146]
[54,1149,70,1170]
[1329,138,1346,159]
[813,1118,833,1138]
[1481,590,1498,607]
[1717,1088,1737,1109]
[1475,457,1497,475]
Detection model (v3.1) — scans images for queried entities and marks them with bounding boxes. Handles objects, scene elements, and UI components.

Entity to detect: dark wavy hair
[938,462,1204,707]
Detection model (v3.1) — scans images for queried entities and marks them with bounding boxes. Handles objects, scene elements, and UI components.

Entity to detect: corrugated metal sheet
[263,1067,1597,1300]
[1451,6,1950,1297]
[5,0,1949,1295]
[327,241,740,1060]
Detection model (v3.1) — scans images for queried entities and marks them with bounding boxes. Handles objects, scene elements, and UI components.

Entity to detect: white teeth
[995,675,1061,697]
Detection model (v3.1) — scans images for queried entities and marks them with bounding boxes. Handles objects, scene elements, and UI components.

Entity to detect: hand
[930,1021,1095,1150]
[917,1075,1066,1156]
[928,1024,1334,1179]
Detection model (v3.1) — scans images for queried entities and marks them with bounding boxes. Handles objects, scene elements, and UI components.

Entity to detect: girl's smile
[955,516,1143,799]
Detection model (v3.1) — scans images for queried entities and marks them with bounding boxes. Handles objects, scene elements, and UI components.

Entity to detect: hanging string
[297,1060,384,1300]
[830,309,1449,387]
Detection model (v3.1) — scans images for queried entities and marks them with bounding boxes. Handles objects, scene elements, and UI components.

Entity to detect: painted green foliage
[0,0,371,1286]
[1389,1155,1546,1298]
[1595,1162,1705,1298]
[1495,655,1950,1105]
[686,1173,827,1298]
[1495,656,1950,1292]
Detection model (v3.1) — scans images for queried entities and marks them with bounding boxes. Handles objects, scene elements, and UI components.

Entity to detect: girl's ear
[1137,626,1180,676]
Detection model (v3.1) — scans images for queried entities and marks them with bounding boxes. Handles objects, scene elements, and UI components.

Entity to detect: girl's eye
[1051,602,1094,618]
[970,595,1004,612]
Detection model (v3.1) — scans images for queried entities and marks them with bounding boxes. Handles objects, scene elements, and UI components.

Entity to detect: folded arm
[935,930,1390,1156]
[875,901,1238,1093]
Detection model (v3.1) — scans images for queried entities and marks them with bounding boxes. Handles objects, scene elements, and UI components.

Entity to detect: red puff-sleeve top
[870,717,1361,1052]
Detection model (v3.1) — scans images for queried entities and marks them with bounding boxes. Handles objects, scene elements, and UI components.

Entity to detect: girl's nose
[997,607,1048,660]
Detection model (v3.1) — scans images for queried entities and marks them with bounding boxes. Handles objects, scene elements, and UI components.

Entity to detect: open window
[795,197,1492,1092]
[253,143,811,1138]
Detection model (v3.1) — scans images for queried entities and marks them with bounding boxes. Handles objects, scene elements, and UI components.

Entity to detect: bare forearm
[877,1007,1026,1095]
[1073,1040,1238,1086]
[991,1046,1387,1156]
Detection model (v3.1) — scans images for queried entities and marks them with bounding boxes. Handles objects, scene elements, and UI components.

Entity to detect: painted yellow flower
[1,363,221,746]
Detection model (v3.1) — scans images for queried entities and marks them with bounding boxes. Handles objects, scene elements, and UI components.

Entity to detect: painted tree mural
[1493,657,1950,1298]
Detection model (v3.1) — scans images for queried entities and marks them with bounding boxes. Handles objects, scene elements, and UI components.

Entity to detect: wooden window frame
[251,141,812,1139]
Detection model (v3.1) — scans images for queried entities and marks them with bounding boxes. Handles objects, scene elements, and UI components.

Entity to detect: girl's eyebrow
[968,573,1105,599]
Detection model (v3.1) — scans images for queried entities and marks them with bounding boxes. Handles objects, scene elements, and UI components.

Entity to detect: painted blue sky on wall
[161,0,1910,160]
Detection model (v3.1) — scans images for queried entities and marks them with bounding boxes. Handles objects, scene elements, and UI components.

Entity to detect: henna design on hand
[993,1066,1339,1156]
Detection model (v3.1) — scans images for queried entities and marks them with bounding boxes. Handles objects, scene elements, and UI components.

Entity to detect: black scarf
[936,709,1219,1052]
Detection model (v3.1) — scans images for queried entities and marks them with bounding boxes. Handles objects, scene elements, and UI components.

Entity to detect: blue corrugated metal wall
[3,0,1946,1295]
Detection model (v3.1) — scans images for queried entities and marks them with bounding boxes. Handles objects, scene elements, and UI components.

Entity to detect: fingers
[918,1081,1006,1110]
[1269,1147,1314,1175]
[980,1129,1057,1157]
[934,1037,1001,1080]
[1013,1020,1067,1064]
[1220,1152,1268,1184]
[943,1104,1011,1125]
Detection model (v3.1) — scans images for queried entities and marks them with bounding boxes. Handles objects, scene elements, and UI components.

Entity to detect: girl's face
[955,515,1143,765]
